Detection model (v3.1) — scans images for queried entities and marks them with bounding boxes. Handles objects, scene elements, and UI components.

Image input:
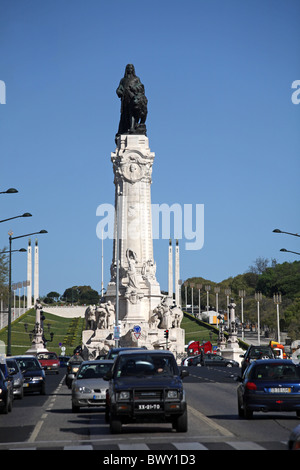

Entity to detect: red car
[37,352,60,374]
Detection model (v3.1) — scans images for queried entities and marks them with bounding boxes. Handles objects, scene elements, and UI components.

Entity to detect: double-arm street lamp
[7,229,48,355]
[273,228,300,256]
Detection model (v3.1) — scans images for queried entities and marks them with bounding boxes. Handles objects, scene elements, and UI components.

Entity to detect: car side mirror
[103,371,113,381]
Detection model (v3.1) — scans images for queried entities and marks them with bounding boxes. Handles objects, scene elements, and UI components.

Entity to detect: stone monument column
[106,134,161,323]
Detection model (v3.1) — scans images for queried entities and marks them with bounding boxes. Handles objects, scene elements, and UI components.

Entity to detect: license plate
[93,394,105,400]
[138,404,161,410]
[269,388,291,393]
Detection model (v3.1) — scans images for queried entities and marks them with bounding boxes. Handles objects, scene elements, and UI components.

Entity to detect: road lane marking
[28,420,44,443]
[187,405,234,438]
[27,376,65,443]
[226,441,266,450]
[174,442,208,450]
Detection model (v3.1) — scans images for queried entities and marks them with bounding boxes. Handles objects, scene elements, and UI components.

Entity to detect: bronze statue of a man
[116,64,148,140]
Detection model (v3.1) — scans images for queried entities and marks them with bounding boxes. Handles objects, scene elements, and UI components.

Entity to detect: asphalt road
[0,364,299,453]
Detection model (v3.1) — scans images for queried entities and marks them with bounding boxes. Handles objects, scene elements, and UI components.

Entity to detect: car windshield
[38,353,57,360]
[115,353,178,377]
[249,347,272,359]
[250,363,300,381]
[16,357,41,371]
[77,362,113,379]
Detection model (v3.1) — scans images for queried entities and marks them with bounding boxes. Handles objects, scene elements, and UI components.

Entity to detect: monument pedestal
[221,301,244,366]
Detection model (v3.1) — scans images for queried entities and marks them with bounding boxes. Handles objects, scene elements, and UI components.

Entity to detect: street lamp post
[0,188,18,194]
[239,289,246,341]
[214,287,220,326]
[273,228,300,237]
[196,284,202,317]
[7,230,47,355]
[189,283,194,315]
[205,285,211,313]
[224,288,231,328]
[255,292,262,346]
[273,292,282,343]
[280,248,300,256]
[115,187,122,347]
[0,213,32,224]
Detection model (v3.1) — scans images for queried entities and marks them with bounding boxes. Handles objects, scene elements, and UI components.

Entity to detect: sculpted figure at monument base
[82,298,185,361]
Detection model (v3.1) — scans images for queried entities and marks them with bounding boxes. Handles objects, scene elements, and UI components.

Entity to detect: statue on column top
[116,64,148,141]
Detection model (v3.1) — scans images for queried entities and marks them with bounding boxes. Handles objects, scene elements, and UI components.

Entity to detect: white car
[181,356,194,367]
[71,360,114,412]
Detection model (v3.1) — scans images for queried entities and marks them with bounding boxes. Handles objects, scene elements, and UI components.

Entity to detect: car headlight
[33,376,44,381]
[75,386,92,394]
[167,390,178,399]
[119,391,130,400]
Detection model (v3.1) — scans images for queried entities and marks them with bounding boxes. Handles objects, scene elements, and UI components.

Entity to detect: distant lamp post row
[7,230,48,355]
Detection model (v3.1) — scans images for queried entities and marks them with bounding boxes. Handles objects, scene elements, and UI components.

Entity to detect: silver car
[6,357,24,399]
[71,360,114,412]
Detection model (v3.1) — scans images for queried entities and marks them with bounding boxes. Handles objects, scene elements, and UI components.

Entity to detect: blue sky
[1,0,299,298]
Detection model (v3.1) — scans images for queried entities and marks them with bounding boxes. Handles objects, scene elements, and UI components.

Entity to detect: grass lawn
[0,308,85,356]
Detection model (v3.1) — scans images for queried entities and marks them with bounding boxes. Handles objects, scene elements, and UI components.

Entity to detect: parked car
[12,355,46,395]
[288,424,300,450]
[37,352,60,374]
[189,353,239,367]
[105,349,189,434]
[0,368,13,413]
[237,359,300,419]
[6,357,24,399]
[71,360,114,412]
[240,345,275,374]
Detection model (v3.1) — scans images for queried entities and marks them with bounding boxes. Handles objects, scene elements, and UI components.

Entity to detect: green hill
[183,260,300,342]
[0,308,85,356]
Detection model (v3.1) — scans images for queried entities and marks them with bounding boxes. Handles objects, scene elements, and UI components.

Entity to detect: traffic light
[164,329,169,339]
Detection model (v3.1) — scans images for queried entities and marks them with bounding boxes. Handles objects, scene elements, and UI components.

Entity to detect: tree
[62,285,99,305]
[47,291,60,302]
[248,257,270,274]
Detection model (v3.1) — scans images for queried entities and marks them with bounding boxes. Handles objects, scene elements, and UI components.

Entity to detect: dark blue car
[13,355,46,395]
[237,359,300,419]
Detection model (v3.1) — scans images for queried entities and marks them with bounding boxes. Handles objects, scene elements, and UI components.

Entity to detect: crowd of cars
[1,344,299,447]
[66,347,189,434]
[180,342,300,445]
[0,351,64,413]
